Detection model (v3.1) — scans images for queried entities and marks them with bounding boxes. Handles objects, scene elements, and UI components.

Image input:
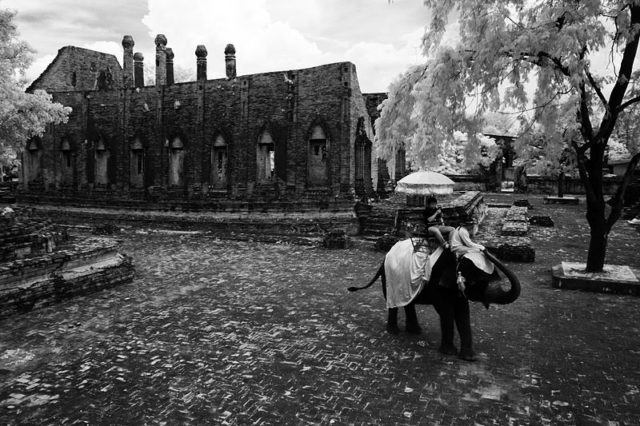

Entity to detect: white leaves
[0,10,71,151]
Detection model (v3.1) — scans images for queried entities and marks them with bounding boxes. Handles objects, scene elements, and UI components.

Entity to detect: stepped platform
[18,204,358,237]
[0,209,133,318]
[16,191,353,214]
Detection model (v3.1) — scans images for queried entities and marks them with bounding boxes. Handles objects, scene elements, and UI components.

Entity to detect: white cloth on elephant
[384,240,444,309]
[450,227,494,275]
[422,246,444,284]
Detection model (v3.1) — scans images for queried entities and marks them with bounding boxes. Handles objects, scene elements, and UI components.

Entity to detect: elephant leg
[404,303,422,334]
[454,297,476,362]
[387,308,399,334]
[432,289,457,355]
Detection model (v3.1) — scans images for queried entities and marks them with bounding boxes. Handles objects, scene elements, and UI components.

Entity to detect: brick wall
[28,46,124,93]
[22,54,375,206]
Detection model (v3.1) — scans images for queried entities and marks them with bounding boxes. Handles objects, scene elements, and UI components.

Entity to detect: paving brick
[0,194,639,424]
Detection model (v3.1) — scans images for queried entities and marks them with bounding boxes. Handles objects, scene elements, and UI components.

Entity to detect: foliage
[0,8,70,153]
[144,64,195,86]
[377,0,640,271]
[433,132,501,174]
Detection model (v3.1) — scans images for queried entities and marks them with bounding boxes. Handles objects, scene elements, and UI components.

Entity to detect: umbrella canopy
[395,171,455,195]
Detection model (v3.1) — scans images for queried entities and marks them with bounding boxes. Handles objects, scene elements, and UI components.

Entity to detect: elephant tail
[348,261,385,292]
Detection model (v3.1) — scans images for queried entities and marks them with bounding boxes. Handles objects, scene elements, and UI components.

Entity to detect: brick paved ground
[1,194,639,425]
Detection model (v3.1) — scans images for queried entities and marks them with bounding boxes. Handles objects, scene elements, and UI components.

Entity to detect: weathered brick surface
[501,205,529,236]
[22,45,380,205]
[28,46,124,93]
[0,198,639,424]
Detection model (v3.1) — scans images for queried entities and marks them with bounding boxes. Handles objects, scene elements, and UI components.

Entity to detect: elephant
[348,240,521,361]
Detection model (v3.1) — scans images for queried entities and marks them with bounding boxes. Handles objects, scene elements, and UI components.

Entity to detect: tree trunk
[586,225,607,272]
[558,172,565,198]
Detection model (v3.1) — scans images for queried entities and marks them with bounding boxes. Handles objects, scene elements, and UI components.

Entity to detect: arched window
[211,135,228,188]
[60,138,73,186]
[130,138,144,188]
[257,130,275,182]
[94,136,110,185]
[169,137,184,186]
[308,125,328,186]
[354,117,372,196]
[25,138,42,183]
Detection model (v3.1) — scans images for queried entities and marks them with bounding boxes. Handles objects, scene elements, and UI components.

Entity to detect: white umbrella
[395,171,455,195]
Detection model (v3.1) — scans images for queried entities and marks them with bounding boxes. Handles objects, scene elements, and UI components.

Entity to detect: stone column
[225,44,236,79]
[196,45,208,81]
[133,52,144,88]
[166,48,174,85]
[122,35,135,88]
[155,34,167,86]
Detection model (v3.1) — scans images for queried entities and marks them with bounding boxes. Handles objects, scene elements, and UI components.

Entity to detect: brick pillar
[155,34,167,86]
[224,44,236,79]
[133,52,144,88]
[121,35,134,88]
[166,48,174,85]
[196,45,207,81]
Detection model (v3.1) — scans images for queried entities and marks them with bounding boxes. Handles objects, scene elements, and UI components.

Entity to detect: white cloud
[10,0,430,92]
[138,0,426,92]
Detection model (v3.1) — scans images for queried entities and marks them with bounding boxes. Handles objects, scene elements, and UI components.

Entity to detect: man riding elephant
[348,219,520,361]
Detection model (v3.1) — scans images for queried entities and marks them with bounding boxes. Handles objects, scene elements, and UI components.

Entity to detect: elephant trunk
[482,251,521,305]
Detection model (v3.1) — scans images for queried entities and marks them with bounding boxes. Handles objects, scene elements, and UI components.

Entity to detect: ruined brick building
[20,34,390,208]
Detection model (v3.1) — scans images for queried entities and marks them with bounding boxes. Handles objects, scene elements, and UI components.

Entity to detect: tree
[376,1,640,272]
[0,8,70,157]
[144,64,195,86]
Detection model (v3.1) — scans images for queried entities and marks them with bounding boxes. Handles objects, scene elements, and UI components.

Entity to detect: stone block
[513,199,532,208]
[505,206,528,222]
[544,196,579,205]
[501,221,529,236]
[552,262,640,296]
[529,215,555,227]
[323,229,348,249]
[495,244,535,263]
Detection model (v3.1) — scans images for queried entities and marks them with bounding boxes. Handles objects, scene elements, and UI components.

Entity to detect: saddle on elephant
[384,239,445,309]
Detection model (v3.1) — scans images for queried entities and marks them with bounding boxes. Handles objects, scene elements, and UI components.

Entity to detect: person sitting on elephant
[450,219,485,257]
[424,196,454,250]
[450,220,499,302]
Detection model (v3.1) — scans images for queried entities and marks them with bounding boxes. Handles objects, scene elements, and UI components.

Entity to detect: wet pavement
[1,194,639,425]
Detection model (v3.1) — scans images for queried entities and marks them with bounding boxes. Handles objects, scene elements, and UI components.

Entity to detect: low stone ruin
[501,206,529,236]
[480,202,536,263]
[0,208,134,318]
[323,229,349,249]
[529,215,555,227]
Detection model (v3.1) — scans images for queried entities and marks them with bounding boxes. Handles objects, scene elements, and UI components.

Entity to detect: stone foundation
[552,262,640,296]
[501,206,529,236]
[0,210,134,318]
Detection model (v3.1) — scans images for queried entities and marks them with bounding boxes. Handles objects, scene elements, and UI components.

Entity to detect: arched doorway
[257,130,275,183]
[211,135,228,189]
[94,136,110,185]
[354,118,372,196]
[169,137,184,186]
[60,138,74,186]
[130,138,144,188]
[25,138,42,184]
[308,125,328,187]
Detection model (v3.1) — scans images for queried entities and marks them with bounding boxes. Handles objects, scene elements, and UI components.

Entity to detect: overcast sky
[5,0,432,92]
